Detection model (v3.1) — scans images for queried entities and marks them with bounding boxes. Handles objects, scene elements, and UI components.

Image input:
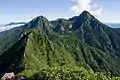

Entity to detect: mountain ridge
[1,11,120,79]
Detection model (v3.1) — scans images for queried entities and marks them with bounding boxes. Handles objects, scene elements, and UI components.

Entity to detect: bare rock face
[1,72,26,80]
[1,72,14,80]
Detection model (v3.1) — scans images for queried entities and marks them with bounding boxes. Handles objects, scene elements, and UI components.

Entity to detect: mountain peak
[37,15,47,19]
[81,10,91,15]
[79,10,92,19]
[5,22,26,26]
[30,15,49,25]
[32,15,48,22]
[71,11,93,31]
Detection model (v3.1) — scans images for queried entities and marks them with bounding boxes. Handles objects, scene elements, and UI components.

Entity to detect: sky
[0,0,120,24]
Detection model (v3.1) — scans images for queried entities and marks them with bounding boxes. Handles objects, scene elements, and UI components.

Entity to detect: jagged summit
[71,10,103,31]
[31,15,48,23]
[80,10,92,17]
[71,11,92,31]
[78,11,95,22]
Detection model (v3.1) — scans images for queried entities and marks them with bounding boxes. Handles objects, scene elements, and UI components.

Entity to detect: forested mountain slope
[1,11,120,79]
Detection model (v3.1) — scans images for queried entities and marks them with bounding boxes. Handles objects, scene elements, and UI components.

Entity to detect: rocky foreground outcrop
[1,72,25,80]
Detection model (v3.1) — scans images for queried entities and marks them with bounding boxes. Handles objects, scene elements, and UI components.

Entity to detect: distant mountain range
[0,11,120,79]
[0,22,26,32]
[5,22,26,26]
[106,23,120,28]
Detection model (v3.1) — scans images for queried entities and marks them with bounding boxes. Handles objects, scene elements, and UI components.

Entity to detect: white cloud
[70,0,103,17]
[0,24,25,32]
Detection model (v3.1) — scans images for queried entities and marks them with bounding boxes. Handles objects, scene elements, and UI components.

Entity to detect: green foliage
[21,66,120,80]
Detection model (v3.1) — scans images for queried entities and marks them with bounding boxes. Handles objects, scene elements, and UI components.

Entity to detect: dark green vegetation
[1,11,120,79]
[114,28,120,35]
[21,66,120,80]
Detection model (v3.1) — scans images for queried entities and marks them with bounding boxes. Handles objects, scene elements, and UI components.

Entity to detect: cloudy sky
[0,0,120,24]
